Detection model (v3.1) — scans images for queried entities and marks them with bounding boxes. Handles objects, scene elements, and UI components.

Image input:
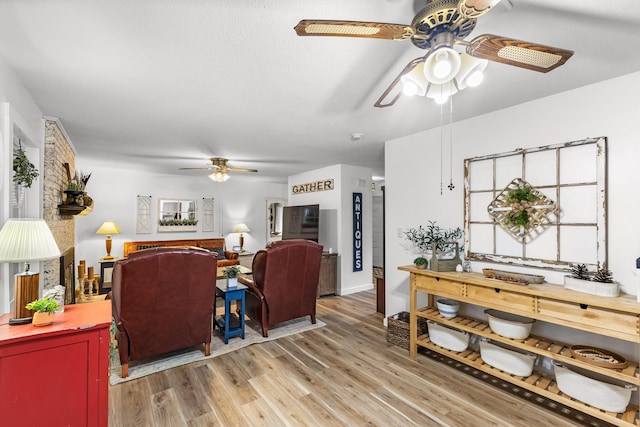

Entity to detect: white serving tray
[480,340,536,377]
[427,320,469,352]
[553,362,636,413]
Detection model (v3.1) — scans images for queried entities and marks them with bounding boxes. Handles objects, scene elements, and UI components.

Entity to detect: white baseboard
[339,283,374,296]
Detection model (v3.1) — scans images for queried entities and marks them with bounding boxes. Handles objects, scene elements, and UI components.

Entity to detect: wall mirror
[158,198,198,232]
[266,198,286,244]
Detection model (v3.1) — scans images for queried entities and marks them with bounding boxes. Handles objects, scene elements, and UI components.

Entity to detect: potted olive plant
[404,221,463,255]
[223,265,242,288]
[26,298,61,326]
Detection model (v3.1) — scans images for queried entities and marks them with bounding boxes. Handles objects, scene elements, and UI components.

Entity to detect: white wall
[289,164,373,295]
[74,158,287,273]
[385,71,640,358]
[0,56,46,314]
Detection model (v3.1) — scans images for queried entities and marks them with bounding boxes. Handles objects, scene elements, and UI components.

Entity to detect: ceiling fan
[179,157,258,182]
[294,0,574,107]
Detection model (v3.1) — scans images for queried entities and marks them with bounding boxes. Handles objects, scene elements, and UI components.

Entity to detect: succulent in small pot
[223,265,242,288]
[413,257,428,269]
[25,298,61,326]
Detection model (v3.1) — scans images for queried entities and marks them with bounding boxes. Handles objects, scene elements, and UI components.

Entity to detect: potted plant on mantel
[223,265,242,288]
[25,298,61,326]
[563,263,619,297]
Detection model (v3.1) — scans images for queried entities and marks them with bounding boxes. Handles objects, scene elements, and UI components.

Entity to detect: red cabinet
[0,300,111,427]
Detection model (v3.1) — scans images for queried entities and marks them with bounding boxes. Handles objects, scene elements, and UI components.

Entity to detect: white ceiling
[1,0,639,183]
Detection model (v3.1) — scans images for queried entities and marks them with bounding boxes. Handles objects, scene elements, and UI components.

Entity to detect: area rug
[109,317,325,385]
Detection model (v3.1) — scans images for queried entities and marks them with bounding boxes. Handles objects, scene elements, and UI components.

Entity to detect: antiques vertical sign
[353,192,363,272]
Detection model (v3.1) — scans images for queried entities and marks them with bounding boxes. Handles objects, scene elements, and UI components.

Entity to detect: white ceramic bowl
[436,299,460,318]
[484,309,535,339]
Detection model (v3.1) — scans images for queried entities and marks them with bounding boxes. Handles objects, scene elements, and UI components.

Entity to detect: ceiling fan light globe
[426,81,458,103]
[400,61,428,97]
[209,171,230,182]
[402,81,420,96]
[433,61,451,80]
[465,70,484,87]
[454,53,488,89]
[433,95,449,105]
[424,47,461,84]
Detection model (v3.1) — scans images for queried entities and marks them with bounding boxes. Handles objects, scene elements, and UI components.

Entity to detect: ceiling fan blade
[457,0,501,18]
[227,167,258,173]
[374,57,425,108]
[294,20,414,40]
[178,166,218,171]
[466,34,574,73]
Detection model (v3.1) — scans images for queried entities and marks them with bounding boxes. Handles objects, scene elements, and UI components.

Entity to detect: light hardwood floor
[108,291,611,426]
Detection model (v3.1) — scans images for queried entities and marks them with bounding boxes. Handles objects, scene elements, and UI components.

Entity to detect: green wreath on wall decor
[505,186,537,228]
[487,178,558,241]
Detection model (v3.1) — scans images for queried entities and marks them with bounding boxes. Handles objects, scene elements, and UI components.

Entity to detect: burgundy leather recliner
[111,247,217,377]
[239,239,323,337]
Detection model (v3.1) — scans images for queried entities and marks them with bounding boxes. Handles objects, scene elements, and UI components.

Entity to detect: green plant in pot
[413,257,428,269]
[223,265,242,288]
[13,143,39,189]
[404,220,463,261]
[25,298,60,326]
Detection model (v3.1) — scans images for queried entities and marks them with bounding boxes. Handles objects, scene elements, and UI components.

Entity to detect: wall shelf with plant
[58,163,93,216]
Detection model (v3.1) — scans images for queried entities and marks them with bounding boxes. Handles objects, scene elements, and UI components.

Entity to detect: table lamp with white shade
[232,223,250,252]
[0,218,61,325]
[96,220,120,259]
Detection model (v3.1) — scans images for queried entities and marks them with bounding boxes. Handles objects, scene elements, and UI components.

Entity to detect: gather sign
[291,179,334,194]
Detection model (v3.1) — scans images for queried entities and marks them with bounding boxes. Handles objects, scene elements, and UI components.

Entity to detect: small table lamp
[96,221,120,259]
[0,218,61,325]
[232,223,251,252]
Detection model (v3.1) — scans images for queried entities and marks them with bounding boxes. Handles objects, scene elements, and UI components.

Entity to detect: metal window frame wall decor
[136,195,152,234]
[464,137,607,271]
[202,198,215,232]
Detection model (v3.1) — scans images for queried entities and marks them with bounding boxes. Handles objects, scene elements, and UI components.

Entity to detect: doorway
[372,185,385,313]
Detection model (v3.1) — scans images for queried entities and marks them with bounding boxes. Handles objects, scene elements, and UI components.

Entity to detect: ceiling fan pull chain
[439,99,444,196]
[448,94,455,191]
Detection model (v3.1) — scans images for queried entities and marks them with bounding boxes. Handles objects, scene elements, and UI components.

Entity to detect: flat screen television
[281,204,320,242]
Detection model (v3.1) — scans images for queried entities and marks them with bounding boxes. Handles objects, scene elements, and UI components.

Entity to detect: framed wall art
[464,136,607,271]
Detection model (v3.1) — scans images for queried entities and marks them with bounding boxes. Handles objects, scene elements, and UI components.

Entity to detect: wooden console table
[399,266,640,427]
[0,300,112,427]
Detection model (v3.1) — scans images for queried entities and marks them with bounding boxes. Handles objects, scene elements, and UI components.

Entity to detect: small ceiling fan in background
[179,157,258,182]
[294,0,574,107]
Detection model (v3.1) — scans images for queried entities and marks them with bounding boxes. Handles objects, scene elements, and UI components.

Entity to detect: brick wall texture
[43,120,75,292]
